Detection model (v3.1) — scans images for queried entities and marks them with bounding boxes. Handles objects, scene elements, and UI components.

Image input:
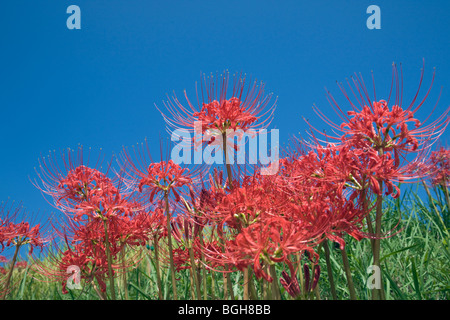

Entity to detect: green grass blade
[382,264,407,300]
[411,258,422,300]
[380,244,419,263]
[129,282,152,300]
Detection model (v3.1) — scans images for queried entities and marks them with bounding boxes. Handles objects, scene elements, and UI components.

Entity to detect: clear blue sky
[0,0,449,228]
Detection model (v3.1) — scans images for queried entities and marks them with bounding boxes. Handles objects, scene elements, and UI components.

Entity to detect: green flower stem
[103,219,116,300]
[120,246,129,300]
[188,245,202,300]
[152,235,164,300]
[1,243,21,300]
[323,240,337,300]
[372,187,385,300]
[269,264,281,300]
[340,245,357,300]
[222,132,235,300]
[164,190,178,300]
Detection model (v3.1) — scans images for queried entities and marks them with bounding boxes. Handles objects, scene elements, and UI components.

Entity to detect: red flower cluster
[0,203,48,298]
[157,72,276,154]
[168,65,448,295]
[137,160,192,202]
[1,221,45,255]
[33,150,152,296]
[0,202,46,256]
[16,65,447,300]
[422,146,449,187]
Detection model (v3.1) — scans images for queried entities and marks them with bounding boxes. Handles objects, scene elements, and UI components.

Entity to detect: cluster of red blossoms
[0,220,44,255]
[421,147,449,187]
[0,203,47,297]
[32,160,159,298]
[154,66,448,299]
[2,65,448,300]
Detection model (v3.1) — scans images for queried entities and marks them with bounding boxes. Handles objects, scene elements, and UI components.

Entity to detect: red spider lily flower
[287,193,366,250]
[34,147,145,223]
[311,63,449,150]
[282,176,367,249]
[137,160,192,203]
[157,71,277,148]
[284,135,403,201]
[43,164,137,222]
[421,146,449,187]
[58,243,109,295]
[340,99,424,152]
[73,185,142,222]
[33,147,122,215]
[1,218,48,256]
[279,144,349,191]
[71,214,149,255]
[56,166,139,220]
[307,63,449,189]
[0,256,7,263]
[0,201,23,252]
[34,240,109,296]
[213,217,317,282]
[32,210,150,295]
[185,168,322,279]
[278,144,379,248]
[0,203,50,299]
[118,139,203,206]
[57,165,118,207]
[208,172,283,234]
[157,72,277,187]
[323,199,365,249]
[32,147,153,295]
